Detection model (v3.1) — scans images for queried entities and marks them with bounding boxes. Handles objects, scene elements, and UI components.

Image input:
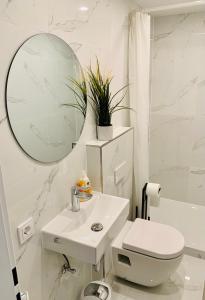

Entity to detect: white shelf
[86,126,132,148]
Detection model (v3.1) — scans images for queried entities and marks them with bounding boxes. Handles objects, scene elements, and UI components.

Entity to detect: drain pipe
[61,254,76,274]
[141,183,161,220]
[93,255,106,280]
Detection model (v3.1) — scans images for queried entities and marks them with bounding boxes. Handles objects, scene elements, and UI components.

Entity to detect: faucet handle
[71,186,80,212]
[71,186,78,195]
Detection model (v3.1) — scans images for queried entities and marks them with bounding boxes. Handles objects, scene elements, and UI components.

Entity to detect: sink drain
[91,223,103,232]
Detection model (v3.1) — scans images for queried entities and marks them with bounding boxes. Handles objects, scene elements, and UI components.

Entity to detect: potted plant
[87,59,130,141]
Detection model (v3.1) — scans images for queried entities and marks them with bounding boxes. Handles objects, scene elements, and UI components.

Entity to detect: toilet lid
[123,218,184,260]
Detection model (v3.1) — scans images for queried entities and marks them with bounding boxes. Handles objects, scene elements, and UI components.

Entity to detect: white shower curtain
[128,11,151,218]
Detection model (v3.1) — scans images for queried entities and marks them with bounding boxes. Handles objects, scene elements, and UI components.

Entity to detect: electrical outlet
[17,218,34,245]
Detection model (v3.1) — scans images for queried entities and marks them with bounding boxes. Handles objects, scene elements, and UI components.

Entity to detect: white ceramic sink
[42,192,129,264]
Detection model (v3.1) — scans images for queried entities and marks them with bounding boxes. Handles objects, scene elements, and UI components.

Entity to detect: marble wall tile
[150,12,205,206]
[0,0,137,299]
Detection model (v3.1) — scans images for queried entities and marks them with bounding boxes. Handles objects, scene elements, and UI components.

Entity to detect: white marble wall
[150,12,205,206]
[0,1,137,299]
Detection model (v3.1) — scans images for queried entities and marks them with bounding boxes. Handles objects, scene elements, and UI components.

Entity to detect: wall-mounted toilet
[112,218,185,287]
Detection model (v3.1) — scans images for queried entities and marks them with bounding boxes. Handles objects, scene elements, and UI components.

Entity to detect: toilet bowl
[112,218,185,287]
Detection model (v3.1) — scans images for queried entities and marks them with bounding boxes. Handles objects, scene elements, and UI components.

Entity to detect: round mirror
[6,33,86,163]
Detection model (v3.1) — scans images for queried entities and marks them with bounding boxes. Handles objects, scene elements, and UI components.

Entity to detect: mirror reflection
[6,33,86,163]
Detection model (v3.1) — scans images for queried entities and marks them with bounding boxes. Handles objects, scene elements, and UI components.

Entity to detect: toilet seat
[122,218,184,260]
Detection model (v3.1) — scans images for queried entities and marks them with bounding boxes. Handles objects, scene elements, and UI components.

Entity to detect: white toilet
[112,218,185,287]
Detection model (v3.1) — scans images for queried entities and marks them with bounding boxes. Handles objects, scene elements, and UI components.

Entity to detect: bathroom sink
[41,192,129,264]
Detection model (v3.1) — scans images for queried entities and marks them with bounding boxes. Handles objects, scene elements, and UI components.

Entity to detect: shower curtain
[128,11,151,218]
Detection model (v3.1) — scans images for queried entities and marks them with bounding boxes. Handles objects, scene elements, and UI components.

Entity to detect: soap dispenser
[76,170,93,201]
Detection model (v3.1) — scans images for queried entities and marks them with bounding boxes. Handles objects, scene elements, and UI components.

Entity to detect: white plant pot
[97,125,113,141]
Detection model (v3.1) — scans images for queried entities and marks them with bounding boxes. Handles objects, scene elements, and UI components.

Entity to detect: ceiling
[136,0,199,9]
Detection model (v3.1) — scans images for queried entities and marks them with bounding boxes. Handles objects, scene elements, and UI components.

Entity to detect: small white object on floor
[21,291,29,300]
[97,285,108,300]
[81,281,111,300]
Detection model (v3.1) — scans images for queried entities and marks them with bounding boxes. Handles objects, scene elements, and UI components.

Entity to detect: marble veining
[7,96,27,103]
[24,62,45,93]
[152,165,189,176]
[150,116,193,133]
[7,0,12,6]
[16,245,27,264]
[48,268,63,300]
[190,169,205,175]
[48,0,102,33]
[150,12,205,206]
[0,7,18,26]
[178,76,198,99]
[154,14,189,42]
[43,78,59,100]
[23,45,41,56]
[49,18,88,33]
[151,76,199,112]
[30,124,65,148]
[0,116,7,125]
[193,137,205,151]
[69,42,82,53]
[32,167,59,225]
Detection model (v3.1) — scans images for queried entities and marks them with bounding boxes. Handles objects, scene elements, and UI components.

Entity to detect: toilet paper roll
[146,183,161,207]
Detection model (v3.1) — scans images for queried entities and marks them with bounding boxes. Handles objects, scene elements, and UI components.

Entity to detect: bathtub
[150,198,205,259]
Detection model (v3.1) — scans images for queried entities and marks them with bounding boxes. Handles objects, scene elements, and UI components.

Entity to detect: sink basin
[42,192,129,264]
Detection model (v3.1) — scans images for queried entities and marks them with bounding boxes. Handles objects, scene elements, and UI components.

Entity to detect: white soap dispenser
[76,170,93,201]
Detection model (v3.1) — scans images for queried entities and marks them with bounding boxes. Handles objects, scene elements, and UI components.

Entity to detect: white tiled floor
[111,255,205,300]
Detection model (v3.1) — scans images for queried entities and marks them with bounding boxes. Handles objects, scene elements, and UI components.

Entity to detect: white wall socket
[17,217,34,245]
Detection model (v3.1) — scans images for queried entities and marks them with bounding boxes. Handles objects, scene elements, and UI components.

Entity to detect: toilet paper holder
[141,183,161,220]
[142,183,148,220]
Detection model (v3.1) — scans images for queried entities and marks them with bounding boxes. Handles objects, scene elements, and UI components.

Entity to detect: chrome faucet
[71,186,93,212]
[71,186,80,212]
